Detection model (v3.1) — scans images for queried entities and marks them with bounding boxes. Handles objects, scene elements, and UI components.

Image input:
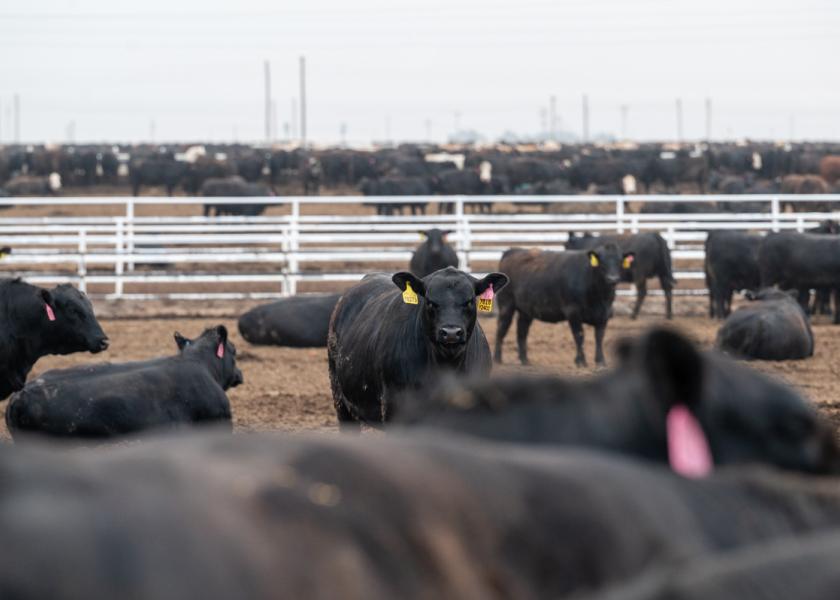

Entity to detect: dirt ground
[5,295,840,440]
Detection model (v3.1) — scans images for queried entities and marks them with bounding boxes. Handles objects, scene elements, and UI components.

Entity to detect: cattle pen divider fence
[0,194,838,301]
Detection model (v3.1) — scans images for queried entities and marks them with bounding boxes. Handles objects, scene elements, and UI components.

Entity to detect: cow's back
[239,294,340,347]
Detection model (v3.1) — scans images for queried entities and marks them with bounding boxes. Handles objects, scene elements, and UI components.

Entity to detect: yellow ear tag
[622,255,634,269]
[402,282,419,305]
[477,284,495,313]
[590,254,600,268]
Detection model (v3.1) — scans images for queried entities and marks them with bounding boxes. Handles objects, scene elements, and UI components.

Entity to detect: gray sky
[1,0,838,144]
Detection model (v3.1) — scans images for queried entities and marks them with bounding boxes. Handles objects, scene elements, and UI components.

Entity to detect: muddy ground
[5,295,840,440]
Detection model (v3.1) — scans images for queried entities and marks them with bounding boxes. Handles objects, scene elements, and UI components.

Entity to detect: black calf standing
[495,243,633,367]
[328,267,508,428]
[409,229,458,277]
[566,232,676,319]
[704,231,762,319]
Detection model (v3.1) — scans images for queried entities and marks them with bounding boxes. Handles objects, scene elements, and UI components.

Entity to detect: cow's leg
[723,289,733,318]
[798,288,811,313]
[631,279,647,320]
[660,276,674,320]
[494,305,515,363]
[516,313,533,365]
[569,317,587,368]
[834,288,840,325]
[594,321,607,367]
[819,289,833,315]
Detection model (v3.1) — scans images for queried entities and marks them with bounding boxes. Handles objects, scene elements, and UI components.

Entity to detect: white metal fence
[0,194,838,300]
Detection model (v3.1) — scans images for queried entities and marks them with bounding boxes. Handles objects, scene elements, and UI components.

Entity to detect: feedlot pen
[0,193,838,301]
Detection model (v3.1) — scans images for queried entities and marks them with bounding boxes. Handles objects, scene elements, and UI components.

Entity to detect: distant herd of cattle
[4,215,840,595]
[2,141,840,215]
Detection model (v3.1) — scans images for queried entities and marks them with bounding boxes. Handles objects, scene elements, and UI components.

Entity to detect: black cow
[704,231,763,319]
[201,176,274,217]
[359,176,429,215]
[4,174,61,196]
[759,232,840,324]
[566,232,676,319]
[399,327,838,475]
[328,267,508,427]
[807,219,840,316]
[409,229,458,277]
[129,157,185,196]
[716,289,814,360]
[495,244,633,367]
[6,326,242,439]
[238,294,341,347]
[0,279,109,400]
[4,432,840,598]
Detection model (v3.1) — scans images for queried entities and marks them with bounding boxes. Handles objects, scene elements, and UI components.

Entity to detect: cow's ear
[638,328,704,411]
[474,272,508,296]
[40,288,53,307]
[393,272,426,297]
[418,230,428,237]
[174,332,191,350]
[622,252,635,269]
[215,325,228,344]
[588,251,600,268]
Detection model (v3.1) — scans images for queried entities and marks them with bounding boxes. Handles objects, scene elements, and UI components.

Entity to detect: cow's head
[176,325,243,390]
[420,229,452,255]
[41,284,109,355]
[393,267,508,361]
[587,242,633,286]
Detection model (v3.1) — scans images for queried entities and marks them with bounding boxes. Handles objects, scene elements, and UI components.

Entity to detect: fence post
[616,196,625,234]
[770,196,780,232]
[666,226,675,250]
[459,214,471,272]
[288,198,300,296]
[78,229,87,293]
[126,197,135,271]
[115,218,124,298]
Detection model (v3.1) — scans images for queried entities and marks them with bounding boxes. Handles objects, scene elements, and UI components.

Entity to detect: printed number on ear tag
[402,282,419,305]
[623,256,634,269]
[590,254,600,268]
[477,284,494,313]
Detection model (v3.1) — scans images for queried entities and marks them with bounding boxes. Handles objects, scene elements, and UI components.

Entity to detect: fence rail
[0,194,838,300]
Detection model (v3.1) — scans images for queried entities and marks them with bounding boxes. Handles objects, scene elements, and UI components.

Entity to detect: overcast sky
[1,0,838,145]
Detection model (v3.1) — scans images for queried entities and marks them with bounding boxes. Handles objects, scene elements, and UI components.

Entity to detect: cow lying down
[397,327,839,475]
[3,431,840,599]
[715,288,814,360]
[5,325,242,440]
[238,293,341,347]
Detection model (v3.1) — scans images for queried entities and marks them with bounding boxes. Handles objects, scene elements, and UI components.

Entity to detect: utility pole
[539,107,548,139]
[291,98,298,140]
[549,95,557,140]
[675,98,684,143]
[271,100,278,142]
[299,56,307,148]
[620,104,628,140]
[582,94,590,143]
[264,60,271,143]
[13,93,20,143]
[704,97,712,141]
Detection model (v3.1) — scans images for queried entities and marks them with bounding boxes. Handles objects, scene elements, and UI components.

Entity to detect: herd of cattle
[2,212,840,596]
[2,141,840,216]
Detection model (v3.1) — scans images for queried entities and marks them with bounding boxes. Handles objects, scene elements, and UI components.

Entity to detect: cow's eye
[426,300,438,310]
[464,299,474,308]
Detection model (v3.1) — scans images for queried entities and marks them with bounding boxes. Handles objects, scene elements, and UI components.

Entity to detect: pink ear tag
[477,284,494,313]
[216,342,225,358]
[667,404,713,478]
[45,304,56,322]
